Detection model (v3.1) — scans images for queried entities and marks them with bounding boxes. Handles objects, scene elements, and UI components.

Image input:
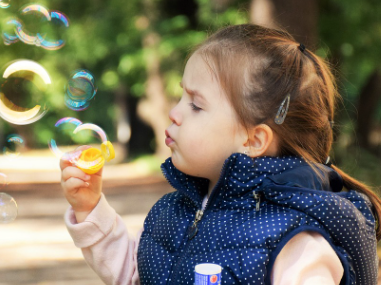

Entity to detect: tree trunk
[356,69,381,152]
[250,0,319,49]
[138,32,171,159]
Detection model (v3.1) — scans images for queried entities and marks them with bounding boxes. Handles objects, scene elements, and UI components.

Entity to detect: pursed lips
[165,130,175,146]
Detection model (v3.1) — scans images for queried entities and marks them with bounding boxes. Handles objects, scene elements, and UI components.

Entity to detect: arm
[271,231,343,285]
[65,194,141,285]
[61,147,141,285]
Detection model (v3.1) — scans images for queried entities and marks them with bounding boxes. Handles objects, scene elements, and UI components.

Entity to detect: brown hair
[193,24,381,240]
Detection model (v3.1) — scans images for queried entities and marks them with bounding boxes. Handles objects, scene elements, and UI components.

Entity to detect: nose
[169,103,181,125]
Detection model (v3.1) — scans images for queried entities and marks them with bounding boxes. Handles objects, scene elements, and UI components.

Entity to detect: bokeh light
[0,192,18,223]
[0,59,51,125]
[65,70,97,111]
[3,134,25,156]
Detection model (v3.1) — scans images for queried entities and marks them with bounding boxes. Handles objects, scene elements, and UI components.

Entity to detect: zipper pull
[253,191,261,211]
[187,209,204,240]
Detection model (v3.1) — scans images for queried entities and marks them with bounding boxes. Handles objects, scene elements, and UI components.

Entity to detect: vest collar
[160,153,343,208]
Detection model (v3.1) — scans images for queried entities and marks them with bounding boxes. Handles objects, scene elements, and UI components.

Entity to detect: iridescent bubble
[2,4,69,50]
[0,0,10,9]
[2,19,21,45]
[3,134,25,156]
[48,117,83,158]
[65,70,97,111]
[0,192,18,224]
[0,173,8,189]
[0,59,51,125]
[39,11,69,50]
[15,4,51,47]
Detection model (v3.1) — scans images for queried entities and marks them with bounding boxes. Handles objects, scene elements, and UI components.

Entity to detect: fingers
[62,165,91,182]
[64,177,90,190]
[59,145,92,170]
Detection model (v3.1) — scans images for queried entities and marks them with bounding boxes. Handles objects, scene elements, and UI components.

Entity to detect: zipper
[187,209,204,239]
[167,158,232,285]
[253,191,261,211]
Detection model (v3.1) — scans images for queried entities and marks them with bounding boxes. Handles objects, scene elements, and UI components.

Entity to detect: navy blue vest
[137,154,378,284]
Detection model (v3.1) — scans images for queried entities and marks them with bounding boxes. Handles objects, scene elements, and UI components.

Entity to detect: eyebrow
[180,82,207,103]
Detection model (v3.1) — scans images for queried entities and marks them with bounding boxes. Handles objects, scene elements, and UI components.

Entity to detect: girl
[61,24,380,285]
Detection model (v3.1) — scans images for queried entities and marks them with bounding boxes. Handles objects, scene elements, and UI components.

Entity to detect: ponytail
[331,164,381,241]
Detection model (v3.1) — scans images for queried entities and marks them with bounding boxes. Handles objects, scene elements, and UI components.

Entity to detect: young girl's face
[165,53,247,185]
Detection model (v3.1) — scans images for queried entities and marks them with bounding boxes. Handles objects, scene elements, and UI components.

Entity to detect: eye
[189,102,202,112]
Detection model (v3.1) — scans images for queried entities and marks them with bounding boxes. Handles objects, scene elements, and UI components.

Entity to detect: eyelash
[189,102,202,112]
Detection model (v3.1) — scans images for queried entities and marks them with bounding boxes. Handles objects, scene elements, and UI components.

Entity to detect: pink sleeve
[65,194,141,285]
[271,231,344,285]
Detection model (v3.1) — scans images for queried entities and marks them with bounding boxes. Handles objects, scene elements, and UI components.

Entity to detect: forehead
[183,53,223,98]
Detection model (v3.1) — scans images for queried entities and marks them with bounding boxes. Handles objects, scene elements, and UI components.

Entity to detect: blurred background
[0,0,381,284]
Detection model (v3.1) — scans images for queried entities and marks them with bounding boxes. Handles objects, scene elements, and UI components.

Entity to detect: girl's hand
[60,145,103,214]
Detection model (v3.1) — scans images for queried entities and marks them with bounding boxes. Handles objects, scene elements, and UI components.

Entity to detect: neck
[207,178,218,197]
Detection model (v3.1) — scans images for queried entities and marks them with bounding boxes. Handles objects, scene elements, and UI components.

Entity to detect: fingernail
[84,175,91,181]
[85,182,90,187]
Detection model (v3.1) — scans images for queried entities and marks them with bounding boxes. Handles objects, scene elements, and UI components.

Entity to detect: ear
[243,124,278,157]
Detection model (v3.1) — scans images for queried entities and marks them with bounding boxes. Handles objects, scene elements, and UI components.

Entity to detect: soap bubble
[65,70,97,111]
[0,0,10,9]
[48,117,83,158]
[2,19,21,45]
[0,192,18,223]
[0,59,51,125]
[15,4,51,47]
[3,134,25,156]
[39,11,69,50]
[0,173,8,189]
[2,4,69,50]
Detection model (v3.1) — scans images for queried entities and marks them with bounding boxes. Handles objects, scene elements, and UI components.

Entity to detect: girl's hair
[193,24,381,240]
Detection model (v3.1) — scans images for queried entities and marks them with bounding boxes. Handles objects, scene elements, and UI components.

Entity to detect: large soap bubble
[2,4,69,50]
[0,192,18,223]
[0,59,51,125]
[65,70,97,111]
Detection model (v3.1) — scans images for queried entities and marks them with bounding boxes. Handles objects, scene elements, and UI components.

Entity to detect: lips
[165,130,174,146]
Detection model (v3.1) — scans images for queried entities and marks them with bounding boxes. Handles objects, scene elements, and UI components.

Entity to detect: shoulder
[271,231,343,285]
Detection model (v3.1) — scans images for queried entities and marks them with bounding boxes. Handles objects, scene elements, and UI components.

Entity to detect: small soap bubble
[0,59,51,125]
[0,0,10,9]
[39,11,69,50]
[3,134,25,156]
[0,192,18,223]
[65,70,97,111]
[0,173,8,189]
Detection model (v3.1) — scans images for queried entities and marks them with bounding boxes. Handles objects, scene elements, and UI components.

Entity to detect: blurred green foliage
[0,0,380,187]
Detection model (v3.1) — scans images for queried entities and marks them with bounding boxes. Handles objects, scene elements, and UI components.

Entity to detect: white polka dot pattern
[137,154,378,285]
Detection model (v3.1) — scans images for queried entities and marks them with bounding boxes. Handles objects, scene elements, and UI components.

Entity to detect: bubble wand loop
[73,123,115,174]
[49,118,115,175]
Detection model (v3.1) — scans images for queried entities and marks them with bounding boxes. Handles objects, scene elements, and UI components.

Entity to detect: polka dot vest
[137,153,378,284]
